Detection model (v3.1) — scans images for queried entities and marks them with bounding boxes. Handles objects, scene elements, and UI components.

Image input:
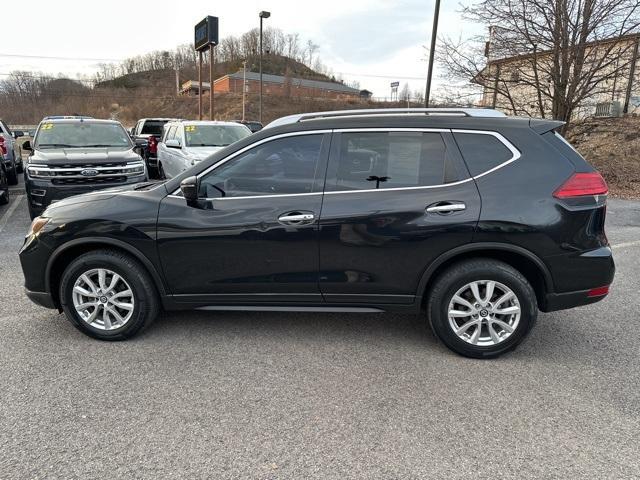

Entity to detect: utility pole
[242,60,247,121]
[259,11,271,124]
[209,44,215,120]
[198,50,203,120]
[424,0,441,108]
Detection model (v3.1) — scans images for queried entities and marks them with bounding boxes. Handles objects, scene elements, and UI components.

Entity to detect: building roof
[224,71,361,94]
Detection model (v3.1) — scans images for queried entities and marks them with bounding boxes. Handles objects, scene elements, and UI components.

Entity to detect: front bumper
[24,288,57,309]
[25,174,147,217]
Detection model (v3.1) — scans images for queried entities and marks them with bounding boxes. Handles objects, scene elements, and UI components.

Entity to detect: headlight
[27,216,50,237]
[124,161,145,175]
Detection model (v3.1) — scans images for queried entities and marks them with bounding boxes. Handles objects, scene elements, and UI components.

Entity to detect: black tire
[6,158,18,185]
[157,161,166,180]
[427,258,537,359]
[0,164,9,205]
[27,203,39,220]
[59,249,160,340]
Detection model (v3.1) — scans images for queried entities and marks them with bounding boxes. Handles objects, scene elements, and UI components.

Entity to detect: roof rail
[264,108,506,129]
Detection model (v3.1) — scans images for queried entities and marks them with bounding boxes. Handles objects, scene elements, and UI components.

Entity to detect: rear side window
[141,121,167,135]
[454,132,514,176]
[327,131,454,191]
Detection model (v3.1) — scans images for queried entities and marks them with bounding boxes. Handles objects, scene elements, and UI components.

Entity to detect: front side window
[328,131,452,191]
[199,134,324,198]
[185,124,251,147]
[35,122,132,149]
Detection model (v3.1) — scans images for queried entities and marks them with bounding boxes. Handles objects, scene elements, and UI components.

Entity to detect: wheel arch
[46,237,167,307]
[417,243,554,310]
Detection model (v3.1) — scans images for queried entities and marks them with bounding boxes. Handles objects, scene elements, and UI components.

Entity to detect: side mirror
[180,176,200,207]
[22,140,33,151]
[13,131,24,139]
[166,139,181,149]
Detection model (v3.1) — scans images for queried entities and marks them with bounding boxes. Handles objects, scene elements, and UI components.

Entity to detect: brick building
[181,71,368,100]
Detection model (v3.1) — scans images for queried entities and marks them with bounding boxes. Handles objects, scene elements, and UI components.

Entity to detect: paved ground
[0,185,639,479]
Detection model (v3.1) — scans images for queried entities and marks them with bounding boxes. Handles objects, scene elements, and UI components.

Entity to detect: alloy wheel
[447,280,521,346]
[72,268,135,330]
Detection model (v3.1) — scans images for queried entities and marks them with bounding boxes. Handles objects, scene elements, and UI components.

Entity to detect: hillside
[95,54,333,91]
[566,116,640,198]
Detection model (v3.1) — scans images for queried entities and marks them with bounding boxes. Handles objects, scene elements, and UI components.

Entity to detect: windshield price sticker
[185,126,197,132]
[41,123,54,130]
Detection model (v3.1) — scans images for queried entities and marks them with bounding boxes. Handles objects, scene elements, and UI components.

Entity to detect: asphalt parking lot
[0,185,639,479]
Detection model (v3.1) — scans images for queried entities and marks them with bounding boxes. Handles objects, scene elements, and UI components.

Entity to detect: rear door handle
[426,202,466,214]
[278,212,315,224]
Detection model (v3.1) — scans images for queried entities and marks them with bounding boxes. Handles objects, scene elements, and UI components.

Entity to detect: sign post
[194,16,219,120]
[390,81,400,102]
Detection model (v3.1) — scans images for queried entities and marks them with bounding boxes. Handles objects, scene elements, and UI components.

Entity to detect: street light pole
[259,11,270,124]
[425,0,441,108]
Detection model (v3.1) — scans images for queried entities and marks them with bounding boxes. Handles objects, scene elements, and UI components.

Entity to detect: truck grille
[27,161,145,184]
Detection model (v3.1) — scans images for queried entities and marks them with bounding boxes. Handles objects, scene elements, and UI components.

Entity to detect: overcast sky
[0,0,483,99]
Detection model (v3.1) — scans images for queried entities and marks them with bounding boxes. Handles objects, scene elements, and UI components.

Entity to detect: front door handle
[426,202,466,214]
[278,212,315,225]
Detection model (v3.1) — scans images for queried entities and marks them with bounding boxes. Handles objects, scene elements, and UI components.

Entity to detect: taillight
[148,136,158,154]
[0,136,6,156]
[553,172,608,199]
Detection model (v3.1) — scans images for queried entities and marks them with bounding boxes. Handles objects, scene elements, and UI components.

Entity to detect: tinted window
[329,131,450,191]
[454,133,513,176]
[141,120,167,135]
[199,134,324,198]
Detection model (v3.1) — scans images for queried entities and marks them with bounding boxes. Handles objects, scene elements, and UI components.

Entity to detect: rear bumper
[542,246,615,312]
[25,288,57,309]
[542,288,610,312]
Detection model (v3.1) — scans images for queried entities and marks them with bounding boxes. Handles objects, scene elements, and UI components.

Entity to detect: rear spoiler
[529,119,565,134]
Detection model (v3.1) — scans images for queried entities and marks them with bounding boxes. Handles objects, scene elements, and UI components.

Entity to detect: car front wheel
[6,159,18,185]
[59,249,159,340]
[428,259,537,359]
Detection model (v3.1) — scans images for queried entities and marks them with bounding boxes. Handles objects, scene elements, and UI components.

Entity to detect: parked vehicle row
[19,108,615,358]
[130,118,180,177]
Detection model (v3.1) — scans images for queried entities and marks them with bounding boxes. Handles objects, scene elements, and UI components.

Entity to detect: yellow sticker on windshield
[185,125,197,132]
[41,123,54,130]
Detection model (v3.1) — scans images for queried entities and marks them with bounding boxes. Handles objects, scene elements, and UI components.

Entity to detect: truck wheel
[427,258,538,359]
[59,249,160,340]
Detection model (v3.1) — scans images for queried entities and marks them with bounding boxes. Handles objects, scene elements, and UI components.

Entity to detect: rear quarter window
[454,132,514,176]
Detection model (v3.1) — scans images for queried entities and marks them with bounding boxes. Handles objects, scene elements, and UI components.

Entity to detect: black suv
[22,118,147,218]
[19,108,614,358]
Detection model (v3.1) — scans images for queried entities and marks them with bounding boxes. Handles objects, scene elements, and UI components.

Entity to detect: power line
[0,52,123,62]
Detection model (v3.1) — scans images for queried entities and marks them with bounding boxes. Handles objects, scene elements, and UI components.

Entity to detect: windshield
[141,121,168,135]
[185,124,250,147]
[35,122,132,149]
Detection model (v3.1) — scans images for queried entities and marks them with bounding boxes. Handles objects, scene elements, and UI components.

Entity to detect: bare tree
[439,0,640,127]
[306,40,319,68]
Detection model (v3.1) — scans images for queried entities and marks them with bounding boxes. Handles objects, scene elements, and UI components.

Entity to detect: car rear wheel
[157,161,166,180]
[427,259,537,359]
[59,249,159,340]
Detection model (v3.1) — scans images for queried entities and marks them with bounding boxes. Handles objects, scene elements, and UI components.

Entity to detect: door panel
[156,132,330,304]
[318,130,481,303]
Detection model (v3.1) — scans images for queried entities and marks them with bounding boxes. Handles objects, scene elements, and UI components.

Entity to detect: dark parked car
[234,120,263,133]
[130,118,180,177]
[0,150,9,206]
[20,108,614,358]
[22,118,147,219]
